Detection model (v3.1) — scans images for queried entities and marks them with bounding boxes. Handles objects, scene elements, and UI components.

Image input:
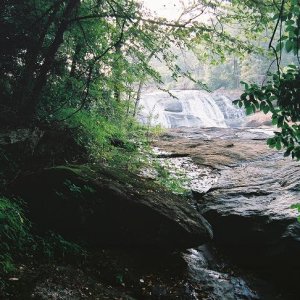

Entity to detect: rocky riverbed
[154,126,300,299]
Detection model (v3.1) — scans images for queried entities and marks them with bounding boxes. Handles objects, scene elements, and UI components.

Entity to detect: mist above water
[138,90,245,128]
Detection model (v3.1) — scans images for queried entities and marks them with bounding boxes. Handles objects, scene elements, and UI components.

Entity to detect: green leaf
[267,138,276,147]
[272,117,278,125]
[262,105,270,114]
[275,140,282,150]
[276,42,284,52]
[285,40,294,53]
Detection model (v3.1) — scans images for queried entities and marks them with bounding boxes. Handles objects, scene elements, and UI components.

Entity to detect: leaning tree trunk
[14,0,64,114]
[20,0,80,123]
[133,79,144,117]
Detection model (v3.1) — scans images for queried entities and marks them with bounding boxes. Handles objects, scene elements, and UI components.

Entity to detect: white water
[138,90,244,128]
[212,92,245,127]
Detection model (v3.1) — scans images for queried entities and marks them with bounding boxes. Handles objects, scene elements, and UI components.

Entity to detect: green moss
[52,165,96,179]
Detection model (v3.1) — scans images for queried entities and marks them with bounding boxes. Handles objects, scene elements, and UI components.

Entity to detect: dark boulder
[164,101,183,113]
[12,165,212,249]
[33,127,87,166]
[199,151,300,270]
[0,126,87,190]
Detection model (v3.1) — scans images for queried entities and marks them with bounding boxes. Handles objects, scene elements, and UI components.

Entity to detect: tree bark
[21,0,81,121]
[113,42,122,102]
[133,79,144,117]
[14,0,63,113]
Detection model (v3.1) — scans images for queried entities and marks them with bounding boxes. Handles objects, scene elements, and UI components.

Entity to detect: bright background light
[142,0,184,19]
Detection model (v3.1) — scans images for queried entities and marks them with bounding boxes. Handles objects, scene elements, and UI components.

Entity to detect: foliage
[154,163,190,196]
[233,0,300,221]
[291,203,300,222]
[235,0,300,160]
[0,0,281,127]
[0,195,85,284]
[235,66,300,158]
[53,108,150,171]
[0,197,30,274]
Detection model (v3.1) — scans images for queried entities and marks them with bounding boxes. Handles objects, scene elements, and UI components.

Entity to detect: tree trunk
[233,57,240,89]
[14,0,63,115]
[113,42,122,102]
[21,0,80,122]
[133,80,144,117]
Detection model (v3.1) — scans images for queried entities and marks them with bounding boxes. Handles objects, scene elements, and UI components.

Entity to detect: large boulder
[12,165,212,249]
[155,127,300,280]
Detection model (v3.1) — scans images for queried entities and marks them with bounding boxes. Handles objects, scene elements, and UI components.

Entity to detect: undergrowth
[53,108,156,171]
[0,196,85,291]
[154,161,190,196]
[0,197,30,275]
[54,108,188,195]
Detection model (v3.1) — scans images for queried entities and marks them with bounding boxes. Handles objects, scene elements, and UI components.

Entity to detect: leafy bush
[53,108,151,171]
[153,161,190,196]
[0,197,85,277]
[291,204,300,222]
[234,66,300,159]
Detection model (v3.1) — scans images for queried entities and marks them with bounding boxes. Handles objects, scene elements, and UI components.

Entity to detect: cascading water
[138,90,245,128]
[212,92,245,127]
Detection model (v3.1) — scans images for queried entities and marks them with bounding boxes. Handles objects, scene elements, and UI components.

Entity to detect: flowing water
[138,89,245,128]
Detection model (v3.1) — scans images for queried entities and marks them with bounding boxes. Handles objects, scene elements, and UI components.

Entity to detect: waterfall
[212,92,245,127]
[138,90,244,128]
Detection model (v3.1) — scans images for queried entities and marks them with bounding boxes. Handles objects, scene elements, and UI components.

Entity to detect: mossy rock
[12,165,212,249]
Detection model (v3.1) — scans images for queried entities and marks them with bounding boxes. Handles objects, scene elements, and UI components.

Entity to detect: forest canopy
[0,0,280,127]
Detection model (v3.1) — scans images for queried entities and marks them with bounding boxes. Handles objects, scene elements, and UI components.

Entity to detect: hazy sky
[142,0,184,19]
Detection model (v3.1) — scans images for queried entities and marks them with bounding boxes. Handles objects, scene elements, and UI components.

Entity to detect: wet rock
[33,127,87,165]
[0,126,87,190]
[12,165,212,249]
[0,128,43,147]
[164,101,183,112]
[184,247,259,300]
[0,128,44,189]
